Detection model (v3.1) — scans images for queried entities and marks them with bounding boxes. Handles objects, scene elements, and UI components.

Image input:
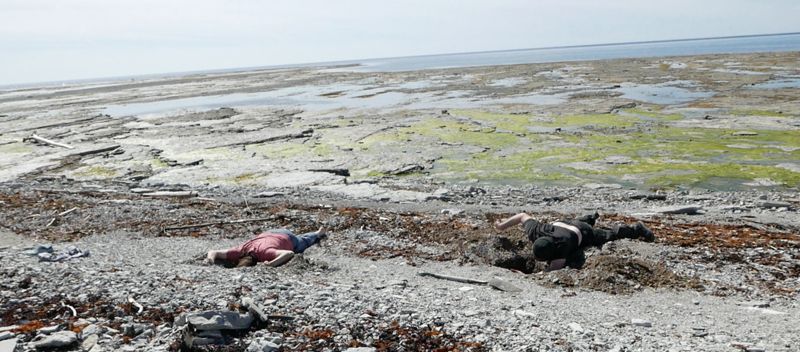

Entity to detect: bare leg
[494,213,533,231]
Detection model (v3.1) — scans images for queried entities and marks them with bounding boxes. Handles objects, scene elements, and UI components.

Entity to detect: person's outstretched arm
[264,250,294,267]
[494,213,533,231]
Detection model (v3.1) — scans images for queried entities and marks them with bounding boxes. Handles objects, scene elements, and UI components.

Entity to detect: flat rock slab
[263,171,345,188]
[184,311,254,331]
[31,331,77,349]
[487,278,522,293]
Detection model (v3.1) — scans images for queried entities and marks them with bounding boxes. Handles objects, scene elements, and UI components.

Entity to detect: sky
[1,0,798,85]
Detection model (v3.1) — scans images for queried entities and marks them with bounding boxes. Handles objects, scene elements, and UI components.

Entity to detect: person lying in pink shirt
[206,227,328,267]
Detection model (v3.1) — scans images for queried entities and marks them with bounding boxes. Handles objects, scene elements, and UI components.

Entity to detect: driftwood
[140,191,198,198]
[58,207,78,217]
[26,134,74,149]
[69,144,121,157]
[418,272,488,285]
[213,129,313,148]
[418,272,523,292]
[163,217,273,231]
[61,302,77,317]
[128,297,144,314]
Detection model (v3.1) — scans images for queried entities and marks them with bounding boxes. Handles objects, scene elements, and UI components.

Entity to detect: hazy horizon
[2,0,799,85]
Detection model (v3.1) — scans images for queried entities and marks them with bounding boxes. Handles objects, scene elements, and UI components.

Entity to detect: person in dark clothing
[494,212,654,271]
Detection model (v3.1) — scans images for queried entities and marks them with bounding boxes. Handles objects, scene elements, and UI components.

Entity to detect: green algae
[150,158,169,169]
[454,109,641,130]
[427,119,800,188]
[623,108,684,121]
[609,161,800,188]
[731,109,789,118]
[234,172,258,183]
[550,113,640,128]
[451,110,533,134]
[360,117,520,150]
[0,143,32,154]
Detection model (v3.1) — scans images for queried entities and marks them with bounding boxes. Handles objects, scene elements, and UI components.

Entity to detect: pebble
[568,322,584,333]
[631,319,652,327]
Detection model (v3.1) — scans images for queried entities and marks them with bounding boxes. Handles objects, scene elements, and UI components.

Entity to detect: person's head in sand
[206,226,328,268]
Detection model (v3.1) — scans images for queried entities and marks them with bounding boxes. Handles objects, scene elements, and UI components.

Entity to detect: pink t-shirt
[224,233,294,263]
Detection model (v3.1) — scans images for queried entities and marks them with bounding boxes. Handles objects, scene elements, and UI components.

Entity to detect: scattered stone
[629,193,667,200]
[81,334,98,351]
[631,319,652,327]
[732,131,758,136]
[567,322,584,333]
[440,208,464,216]
[345,348,377,352]
[241,297,270,322]
[737,301,770,308]
[487,278,523,293]
[180,311,254,330]
[30,331,78,349]
[37,325,60,334]
[758,201,793,209]
[0,332,13,341]
[462,310,480,317]
[731,341,752,350]
[254,191,284,198]
[0,338,17,352]
[246,338,280,352]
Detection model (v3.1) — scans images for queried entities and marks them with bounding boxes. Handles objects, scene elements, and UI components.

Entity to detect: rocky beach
[1,51,799,351]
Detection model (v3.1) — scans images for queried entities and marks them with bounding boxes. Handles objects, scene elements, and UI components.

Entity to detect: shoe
[577,211,600,226]
[635,222,655,242]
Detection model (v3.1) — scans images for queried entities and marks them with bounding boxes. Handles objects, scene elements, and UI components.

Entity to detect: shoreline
[0,52,799,351]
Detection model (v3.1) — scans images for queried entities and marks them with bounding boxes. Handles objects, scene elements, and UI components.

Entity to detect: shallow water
[103,82,569,116]
[615,83,714,105]
[352,33,800,72]
[748,77,800,89]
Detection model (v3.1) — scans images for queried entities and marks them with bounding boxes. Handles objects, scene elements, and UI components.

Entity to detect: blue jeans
[268,229,320,254]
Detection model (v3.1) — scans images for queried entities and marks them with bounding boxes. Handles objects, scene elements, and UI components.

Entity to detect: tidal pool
[748,77,800,89]
[615,82,714,105]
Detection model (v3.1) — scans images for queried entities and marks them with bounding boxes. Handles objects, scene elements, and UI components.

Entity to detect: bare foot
[205,250,219,265]
[317,226,328,235]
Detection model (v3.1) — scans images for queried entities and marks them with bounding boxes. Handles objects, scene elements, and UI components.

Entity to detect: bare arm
[494,213,533,231]
[264,250,294,267]
[206,250,227,264]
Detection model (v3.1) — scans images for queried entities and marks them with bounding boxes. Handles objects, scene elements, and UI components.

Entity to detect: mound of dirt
[546,254,704,294]
[465,236,542,274]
